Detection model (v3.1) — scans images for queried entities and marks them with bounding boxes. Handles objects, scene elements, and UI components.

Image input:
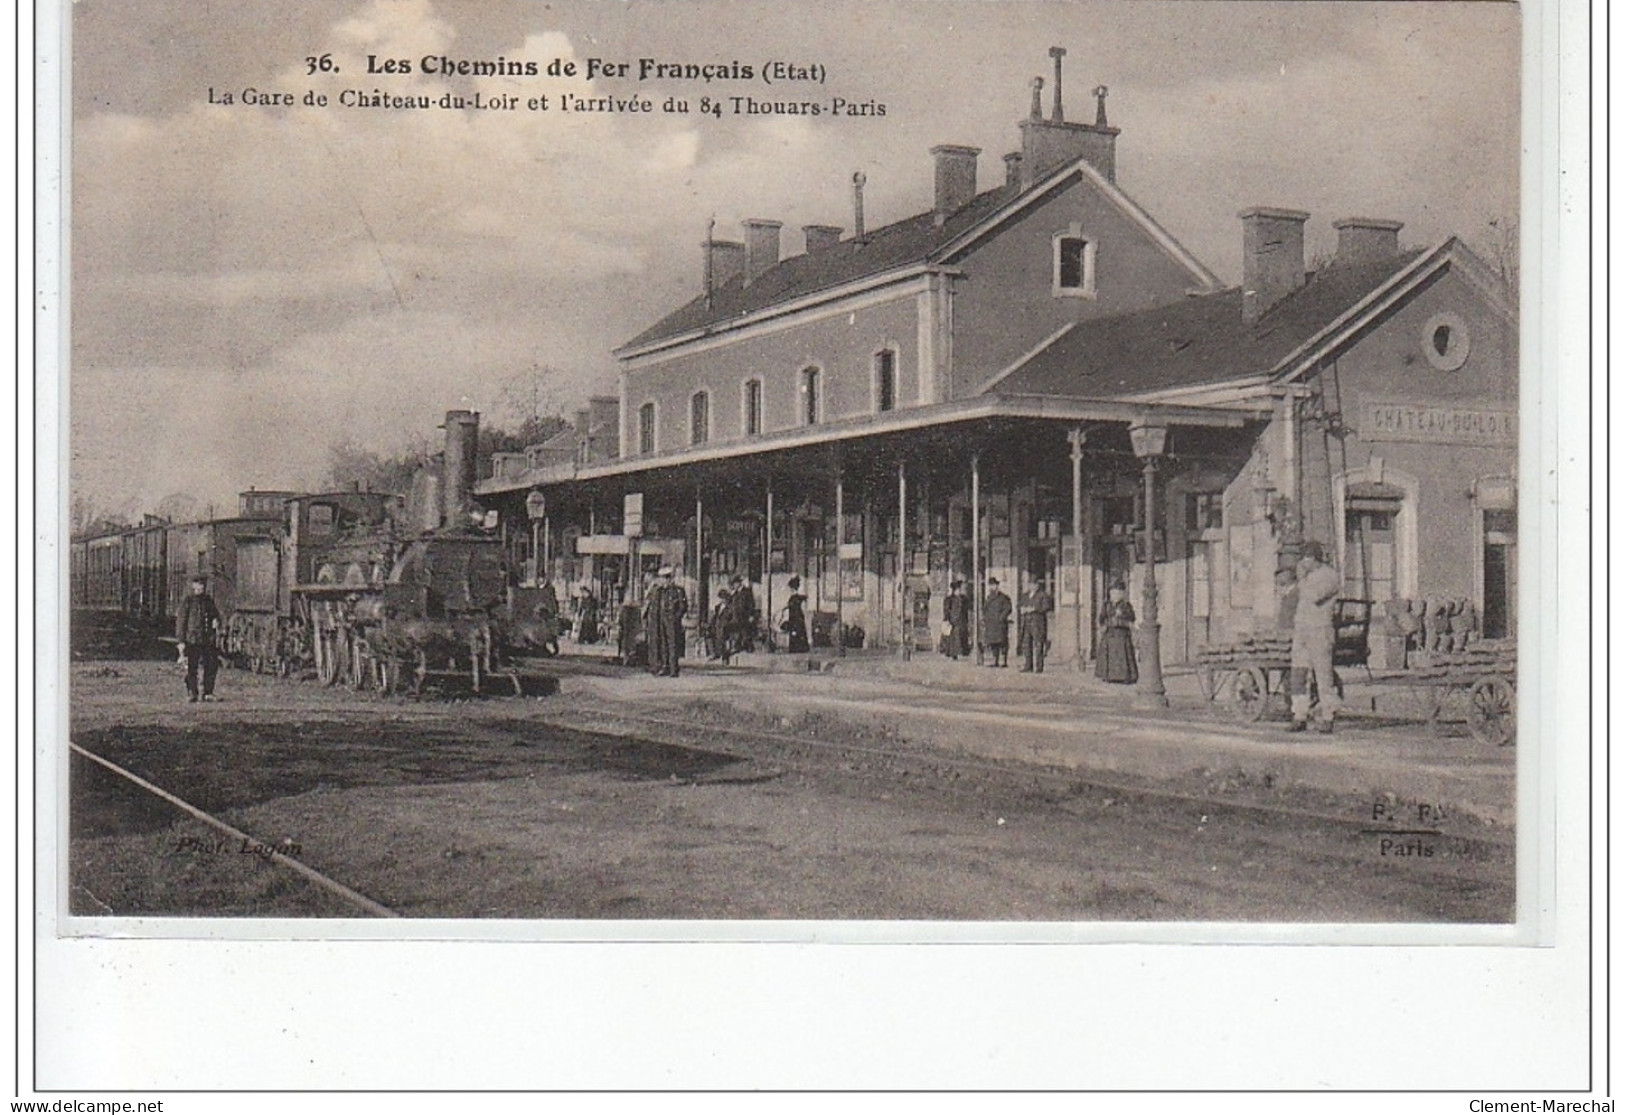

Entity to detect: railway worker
[1017,574,1054,674]
[981,577,1012,667]
[1288,541,1343,733]
[175,574,222,703]
[645,566,688,677]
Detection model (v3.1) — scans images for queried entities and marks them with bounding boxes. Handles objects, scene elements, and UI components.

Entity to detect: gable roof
[618,157,1222,357]
[990,246,1450,401]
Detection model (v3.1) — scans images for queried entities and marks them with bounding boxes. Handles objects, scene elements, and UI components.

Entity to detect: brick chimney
[742,219,782,284]
[931,144,980,223]
[704,238,745,296]
[1240,207,1309,324]
[1004,152,1022,188]
[1332,217,1403,266]
[1018,49,1120,187]
[803,224,843,254]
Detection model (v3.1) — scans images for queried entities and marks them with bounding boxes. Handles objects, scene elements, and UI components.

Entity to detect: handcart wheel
[1466,678,1516,746]
[1229,666,1269,723]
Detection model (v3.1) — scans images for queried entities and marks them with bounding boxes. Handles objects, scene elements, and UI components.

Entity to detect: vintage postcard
[37,0,1593,1092]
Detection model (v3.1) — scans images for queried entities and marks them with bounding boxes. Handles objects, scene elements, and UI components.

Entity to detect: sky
[65,0,1522,520]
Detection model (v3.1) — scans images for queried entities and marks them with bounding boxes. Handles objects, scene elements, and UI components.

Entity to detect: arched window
[637,402,656,455]
[690,391,710,446]
[1053,226,1098,297]
[743,379,763,436]
[800,367,821,425]
[874,349,897,412]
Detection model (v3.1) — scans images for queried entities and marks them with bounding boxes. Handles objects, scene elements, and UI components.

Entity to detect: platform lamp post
[1128,418,1169,708]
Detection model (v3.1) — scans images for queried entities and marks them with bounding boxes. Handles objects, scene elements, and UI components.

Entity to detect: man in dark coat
[943,580,968,660]
[981,577,1013,667]
[175,574,222,702]
[726,574,759,656]
[1018,575,1054,673]
[644,566,689,677]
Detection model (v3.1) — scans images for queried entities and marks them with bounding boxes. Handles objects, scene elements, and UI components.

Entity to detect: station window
[875,350,897,412]
[744,379,763,436]
[801,367,821,425]
[1054,230,1097,297]
[690,391,710,446]
[638,402,656,455]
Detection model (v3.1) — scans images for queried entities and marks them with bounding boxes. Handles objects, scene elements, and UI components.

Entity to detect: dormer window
[1053,226,1097,298]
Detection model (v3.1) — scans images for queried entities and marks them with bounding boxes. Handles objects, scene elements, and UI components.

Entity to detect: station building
[474,50,1518,670]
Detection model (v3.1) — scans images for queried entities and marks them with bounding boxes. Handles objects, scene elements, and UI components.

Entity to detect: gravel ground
[65,658,1515,922]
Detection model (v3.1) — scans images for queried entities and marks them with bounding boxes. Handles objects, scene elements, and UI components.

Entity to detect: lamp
[1128,418,1170,708]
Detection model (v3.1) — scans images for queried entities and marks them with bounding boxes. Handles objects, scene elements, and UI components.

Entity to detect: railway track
[70,741,399,918]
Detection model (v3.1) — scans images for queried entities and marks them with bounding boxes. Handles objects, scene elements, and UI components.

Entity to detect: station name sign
[1362,399,1517,446]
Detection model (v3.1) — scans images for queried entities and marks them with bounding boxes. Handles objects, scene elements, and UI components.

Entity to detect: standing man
[943,580,968,660]
[726,574,759,656]
[644,566,689,677]
[1288,541,1343,733]
[981,577,1013,667]
[175,574,222,703]
[1018,574,1054,674]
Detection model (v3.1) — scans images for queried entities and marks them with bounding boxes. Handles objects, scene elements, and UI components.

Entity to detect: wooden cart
[1368,640,1517,746]
[1197,600,1372,723]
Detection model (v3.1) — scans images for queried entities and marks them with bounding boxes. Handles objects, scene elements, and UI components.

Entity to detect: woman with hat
[778,575,809,654]
[1095,580,1138,684]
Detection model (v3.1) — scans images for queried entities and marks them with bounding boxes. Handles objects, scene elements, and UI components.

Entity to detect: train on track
[69,411,558,694]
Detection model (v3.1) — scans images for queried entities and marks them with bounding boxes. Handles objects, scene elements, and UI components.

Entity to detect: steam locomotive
[69,411,557,694]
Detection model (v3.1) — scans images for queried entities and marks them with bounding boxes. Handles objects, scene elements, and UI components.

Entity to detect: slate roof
[993,249,1430,400]
[620,183,1025,352]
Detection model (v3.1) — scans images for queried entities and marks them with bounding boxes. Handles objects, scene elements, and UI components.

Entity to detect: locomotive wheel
[1466,678,1516,746]
[1228,666,1269,723]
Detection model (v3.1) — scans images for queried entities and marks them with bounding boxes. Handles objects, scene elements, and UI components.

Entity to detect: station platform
[556,640,1520,829]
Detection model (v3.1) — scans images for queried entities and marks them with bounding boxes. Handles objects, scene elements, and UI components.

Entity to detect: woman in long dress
[781,576,810,653]
[1095,582,1139,684]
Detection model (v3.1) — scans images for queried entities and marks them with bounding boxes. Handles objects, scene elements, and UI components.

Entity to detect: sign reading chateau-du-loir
[1361,399,1518,446]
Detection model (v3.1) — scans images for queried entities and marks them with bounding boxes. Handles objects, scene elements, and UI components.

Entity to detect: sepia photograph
[63,0,1525,925]
[36,0,1592,1093]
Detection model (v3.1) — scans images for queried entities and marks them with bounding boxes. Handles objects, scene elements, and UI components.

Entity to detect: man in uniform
[981,577,1013,667]
[726,574,759,657]
[1018,574,1054,673]
[175,574,222,703]
[1288,541,1343,733]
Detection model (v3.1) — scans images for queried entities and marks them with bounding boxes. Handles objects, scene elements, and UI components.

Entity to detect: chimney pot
[930,144,980,223]
[1239,207,1310,324]
[852,171,867,241]
[1332,217,1404,266]
[741,219,782,284]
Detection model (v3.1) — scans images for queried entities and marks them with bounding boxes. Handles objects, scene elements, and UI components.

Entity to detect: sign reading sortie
[1362,399,1518,445]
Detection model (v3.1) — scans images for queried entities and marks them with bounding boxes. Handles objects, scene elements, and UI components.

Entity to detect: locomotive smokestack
[442,409,480,529]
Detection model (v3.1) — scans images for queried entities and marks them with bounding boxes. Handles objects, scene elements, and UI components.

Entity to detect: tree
[70,493,134,539]
[319,434,432,497]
